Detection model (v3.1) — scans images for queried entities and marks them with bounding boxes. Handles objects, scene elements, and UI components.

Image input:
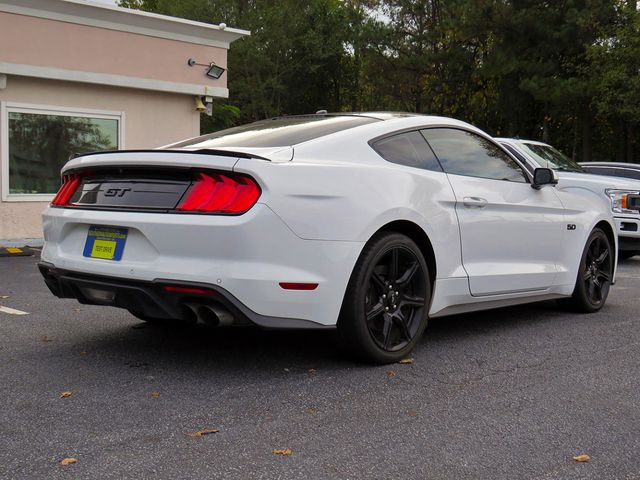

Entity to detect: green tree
[120,0,640,162]
[589,0,640,162]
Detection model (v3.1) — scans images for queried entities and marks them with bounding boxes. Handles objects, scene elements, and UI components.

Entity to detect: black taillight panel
[52,167,261,215]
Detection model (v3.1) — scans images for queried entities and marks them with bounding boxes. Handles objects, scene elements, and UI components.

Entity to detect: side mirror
[532,167,558,189]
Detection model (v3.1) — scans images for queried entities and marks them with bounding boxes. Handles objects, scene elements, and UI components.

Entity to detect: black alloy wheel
[364,246,427,352]
[583,233,612,306]
[338,232,431,363]
[560,228,613,312]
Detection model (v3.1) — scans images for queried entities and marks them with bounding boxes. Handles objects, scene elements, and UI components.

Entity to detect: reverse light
[177,172,261,214]
[605,189,640,214]
[51,174,81,206]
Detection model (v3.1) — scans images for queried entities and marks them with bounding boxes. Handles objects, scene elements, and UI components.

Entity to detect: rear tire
[338,232,431,364]
[558,228,613,313]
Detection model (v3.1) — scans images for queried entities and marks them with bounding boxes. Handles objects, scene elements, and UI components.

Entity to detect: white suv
[498,138,640,259]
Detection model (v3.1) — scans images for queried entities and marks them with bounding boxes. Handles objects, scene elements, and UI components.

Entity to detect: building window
[2,104,122,201]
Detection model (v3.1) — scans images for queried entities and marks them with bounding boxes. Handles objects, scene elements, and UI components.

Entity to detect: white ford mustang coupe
[39,113,617,363]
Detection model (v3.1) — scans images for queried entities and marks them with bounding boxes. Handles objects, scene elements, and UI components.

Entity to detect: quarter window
[422,128,527,183]
[372,130,442,172]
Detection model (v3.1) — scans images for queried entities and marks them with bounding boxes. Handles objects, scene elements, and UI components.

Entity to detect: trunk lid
[58,149,267,213]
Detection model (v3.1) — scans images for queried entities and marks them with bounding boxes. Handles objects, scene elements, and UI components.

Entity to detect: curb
[0,246,35,257]
[0,238,44,248]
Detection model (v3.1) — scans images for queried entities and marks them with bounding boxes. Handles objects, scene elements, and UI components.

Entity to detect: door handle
[463,196,488,208]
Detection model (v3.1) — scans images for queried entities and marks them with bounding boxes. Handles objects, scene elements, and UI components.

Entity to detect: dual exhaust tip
[184,303,234,327]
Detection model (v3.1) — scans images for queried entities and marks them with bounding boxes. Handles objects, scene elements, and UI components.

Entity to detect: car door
[422,128,566,296]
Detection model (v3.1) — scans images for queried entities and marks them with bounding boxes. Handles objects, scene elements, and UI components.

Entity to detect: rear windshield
[169,115,380,149]
[582,165,640,180]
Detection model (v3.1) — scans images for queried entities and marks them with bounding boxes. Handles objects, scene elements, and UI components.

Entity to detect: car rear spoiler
[70,148,269,161]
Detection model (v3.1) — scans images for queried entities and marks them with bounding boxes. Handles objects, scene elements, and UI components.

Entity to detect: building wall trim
[0,63,229,97]
[0,0,250,49]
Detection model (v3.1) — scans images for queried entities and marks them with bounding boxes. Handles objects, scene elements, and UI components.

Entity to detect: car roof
[166,112,489,152]
[272,112,425,121]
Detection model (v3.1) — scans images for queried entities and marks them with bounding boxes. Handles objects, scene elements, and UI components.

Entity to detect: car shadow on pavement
[61,299,566,373]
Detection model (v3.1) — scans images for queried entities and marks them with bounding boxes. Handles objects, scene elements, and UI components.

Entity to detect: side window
[422,128,527,183]
[372,131,442,172]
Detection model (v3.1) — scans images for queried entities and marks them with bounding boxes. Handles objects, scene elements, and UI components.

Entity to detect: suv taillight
[51,174,81,206]
[176,172,261,214]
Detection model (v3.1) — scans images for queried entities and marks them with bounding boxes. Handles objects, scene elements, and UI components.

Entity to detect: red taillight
[176,172,261,214]
[51,174,81,206]
[279,282,319,291]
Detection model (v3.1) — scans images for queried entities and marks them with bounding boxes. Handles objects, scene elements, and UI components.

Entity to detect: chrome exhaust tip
[184,303,234,326]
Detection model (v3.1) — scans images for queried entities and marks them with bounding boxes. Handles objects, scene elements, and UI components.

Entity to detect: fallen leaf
[0,295,9,299]
[283,368,290,372]
[59,391,73,398]
[407,410,418,417]
[573,454,590,462]
[150,391,160,398]
[272,448,293,456]
[305,407,319,414]
[0,305,29,315]
[41,336,52,342]
[398,358,414,364]
[188,428,220,437]
[59,458,78,466]
[79,351,87,356]
[386,371,397,378]
[307,368,317,376]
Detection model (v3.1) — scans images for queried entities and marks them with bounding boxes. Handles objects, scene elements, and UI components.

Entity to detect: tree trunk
[572,116,578,161]
[581,108,593,162]
[616,121,625,162]
[626,123,635,163]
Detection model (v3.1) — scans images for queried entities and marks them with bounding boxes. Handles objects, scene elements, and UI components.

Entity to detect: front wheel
[559,228,613,313]
[338,232,431,364]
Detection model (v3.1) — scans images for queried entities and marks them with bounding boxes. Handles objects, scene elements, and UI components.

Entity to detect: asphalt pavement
[1,254,639,479]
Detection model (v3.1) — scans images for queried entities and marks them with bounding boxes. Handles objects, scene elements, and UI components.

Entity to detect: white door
[422,128,565,296]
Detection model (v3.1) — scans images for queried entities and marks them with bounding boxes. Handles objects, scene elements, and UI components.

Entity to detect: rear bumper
[40,204,364,326]
[38,262,333,329]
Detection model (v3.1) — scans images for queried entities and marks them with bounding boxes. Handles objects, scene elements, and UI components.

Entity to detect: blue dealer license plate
[82,226,128,261]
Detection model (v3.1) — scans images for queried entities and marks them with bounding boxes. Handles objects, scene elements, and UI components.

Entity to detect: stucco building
[0,0,248,242]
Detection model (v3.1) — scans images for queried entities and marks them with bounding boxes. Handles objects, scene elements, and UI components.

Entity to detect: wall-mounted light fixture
[188,58,226,79]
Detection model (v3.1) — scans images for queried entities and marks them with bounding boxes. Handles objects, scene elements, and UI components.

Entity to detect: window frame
[369,125,532,184]
[1,101,125,202]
